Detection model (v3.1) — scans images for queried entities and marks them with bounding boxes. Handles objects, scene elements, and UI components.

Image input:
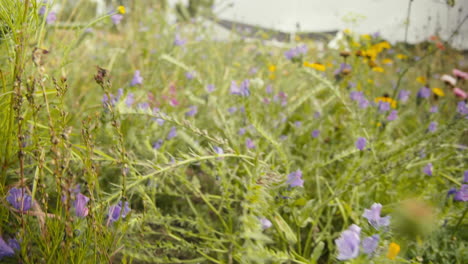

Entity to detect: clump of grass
[0,0,467,263]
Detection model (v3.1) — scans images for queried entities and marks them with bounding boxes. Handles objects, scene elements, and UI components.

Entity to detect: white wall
[194,0,468,49]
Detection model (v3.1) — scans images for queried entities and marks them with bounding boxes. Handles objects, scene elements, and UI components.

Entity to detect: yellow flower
[432,87,445,97]
[382,58,393,65]
[387,242,400,260]
[372,67,384,73]
[304,62,326,71]
[295,35,301,41]
[396,54,408,60]
[269,74,276,80]
[360,34,371,40]
[375,41,391,50]
[268,65,276,72]
[351,41,361,48]
[344,28,352,34]
[375,97,397,108]
[416,76,426,84]
[117,5,126,14]
[367,79,374,84]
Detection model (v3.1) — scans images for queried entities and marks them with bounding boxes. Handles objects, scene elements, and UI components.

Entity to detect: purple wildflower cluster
[107,201,131,224]
[284,44,308,60]
[230,80,250,96]
[448,171,468,202]
[287,170,304,187]
[350,91,370,109]
[7,188,32,212]
[335,203,390,260]
[0,237,20,260]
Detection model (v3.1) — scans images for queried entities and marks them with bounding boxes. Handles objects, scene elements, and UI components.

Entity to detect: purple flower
[108,201,131,224]
[174,34,187,46]
[213,146,224,155]
[0,237,16,259]
[185,71,196,80]
[378,102,390,112]
[362,235,379,255]
[284,44,308,60]
[457,101,468,116]
[249,67,258,75]
[335,63,352,76]
[363,203,390,229]
[294,121,302,127]
[464,170,468,183]
[138,102,149,110]
[398,90,411,102]
[230,80,250,96]
[46,11,57,24]
[238,128,246,135]
[350,91,364,102]
[266,84,273,94]
[423,163,433,176]
[39,3,47,16]
[7,187,32,211]
[335,224,361,260]
[359,98,370,109]
[311,129,320,138]
[356,137,367,151]
[152,139,163,150]
[454,185,468,201]
[185,105,198,117]
[448,187,458,197]
[260,217,272,229]
[130,70,143,86]
[246,138,255,149]
[125,93,135,107]
[428,121,437,132]
[111,14,123,25]
[167,127,177,140]
[74,193,90,218]
[430,106,438,113]
[228,107,237,114]
[417,87,431,99]
[387,110,398,121]
[206,84,215,93]
[287,170,304,187]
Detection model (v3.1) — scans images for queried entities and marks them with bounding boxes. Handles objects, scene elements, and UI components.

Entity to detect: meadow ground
[0,1,467,263]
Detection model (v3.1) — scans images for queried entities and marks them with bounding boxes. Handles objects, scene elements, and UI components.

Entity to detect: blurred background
[165,0,468,49]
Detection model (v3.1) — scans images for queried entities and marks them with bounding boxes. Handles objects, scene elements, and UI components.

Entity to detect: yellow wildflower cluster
[117,5,126,14]
[304,62,326,71]
[416,76,427,84]
[268,65,276,72]
[432,87,445,97]
[375,96,397,108]
[372,67,384,73]
[387,242,401,260]
[382,58,393,65]
[362,41,391,60]
[396,53,408,60]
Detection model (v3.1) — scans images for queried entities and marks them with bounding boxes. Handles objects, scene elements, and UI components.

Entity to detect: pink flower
[441,74,456,86]
[453,88,467,99]
[453,69,468,80]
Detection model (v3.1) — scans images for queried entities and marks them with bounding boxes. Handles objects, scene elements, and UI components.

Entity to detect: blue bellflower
[335,224,361,260]
[362,203,390,229]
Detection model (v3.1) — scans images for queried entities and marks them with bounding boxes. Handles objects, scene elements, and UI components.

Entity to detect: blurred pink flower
[453,88,467,99]
[453,69,468,80]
